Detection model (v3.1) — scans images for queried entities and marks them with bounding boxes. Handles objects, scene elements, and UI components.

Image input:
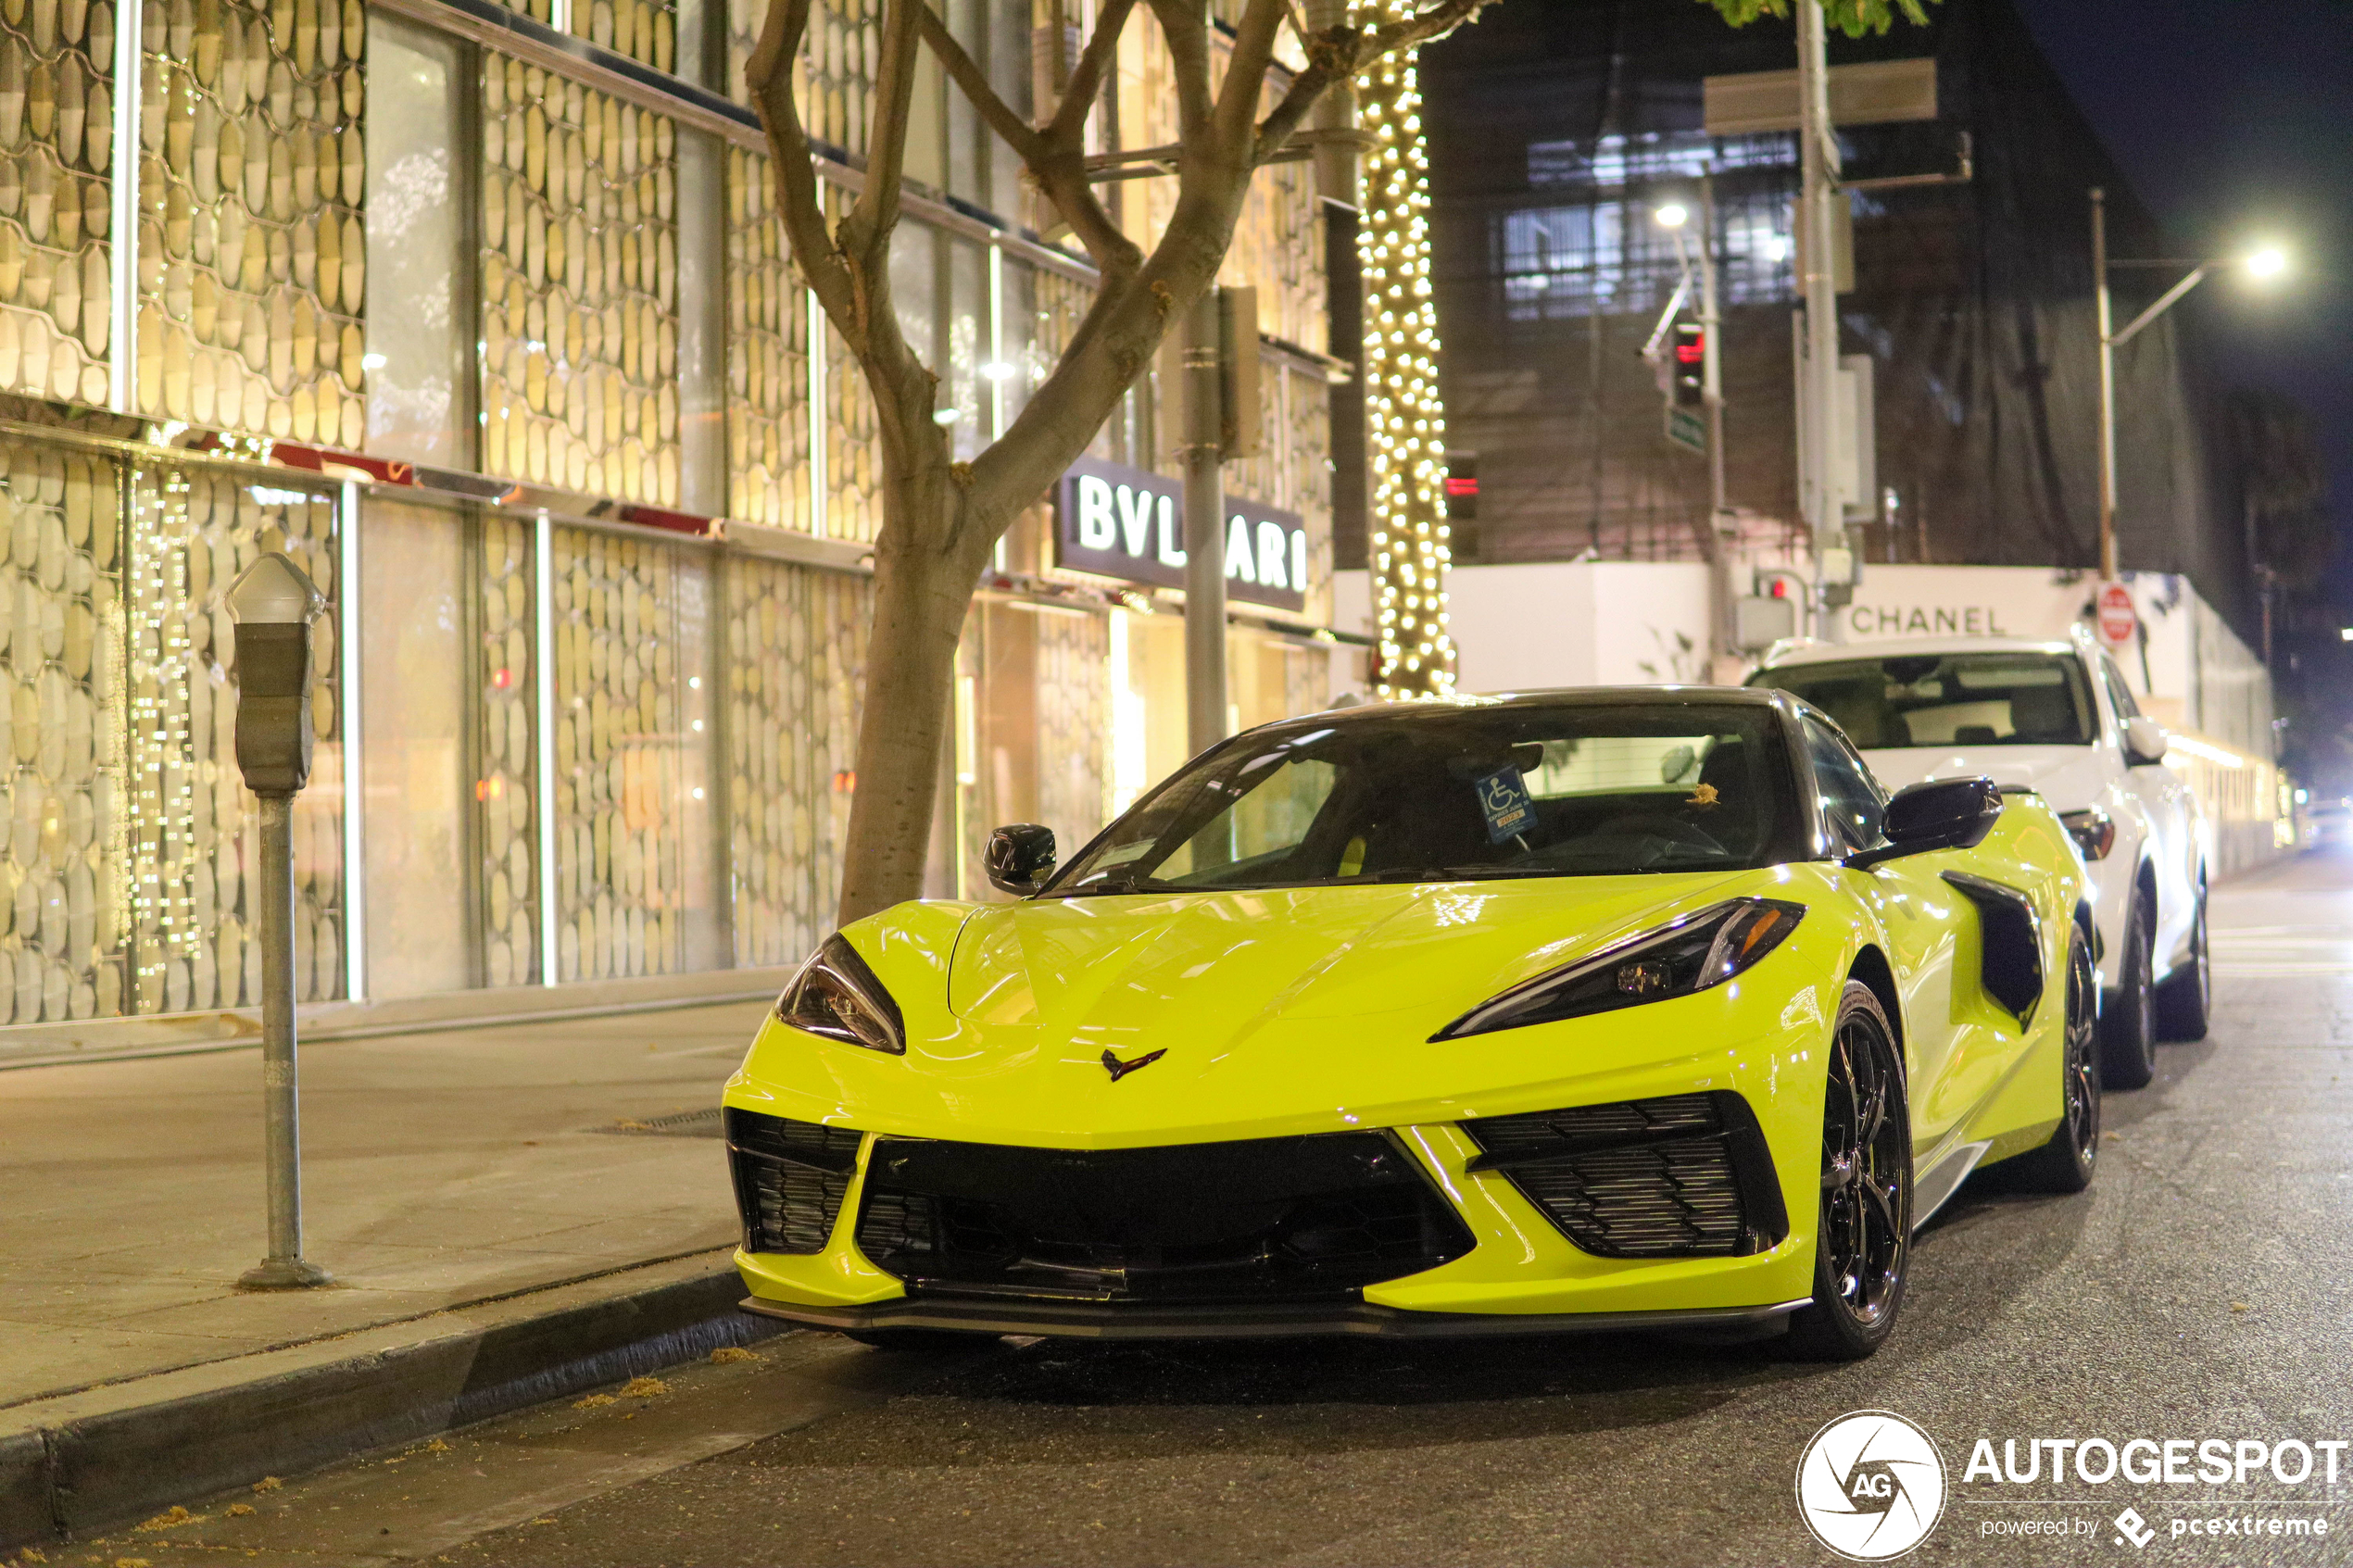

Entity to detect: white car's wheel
[2100,900,2157,1090]
[2154,892,2210,1042]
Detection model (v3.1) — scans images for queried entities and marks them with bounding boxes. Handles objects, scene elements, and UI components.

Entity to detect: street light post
[2092,187,2119,581]
[229,551,332,1292]
[2092,185,2288,583]
[1795,0,1843,641]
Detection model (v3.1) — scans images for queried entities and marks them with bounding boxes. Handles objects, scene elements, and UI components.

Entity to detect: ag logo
[1795,1411,1947,1561]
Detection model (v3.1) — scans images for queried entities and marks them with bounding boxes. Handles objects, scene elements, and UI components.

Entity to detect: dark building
[1403,0,2255,633]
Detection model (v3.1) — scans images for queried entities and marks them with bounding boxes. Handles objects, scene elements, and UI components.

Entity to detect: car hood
[944,874,1753,1042]
[1860,744,2105,809]
[735,870,1786,1144]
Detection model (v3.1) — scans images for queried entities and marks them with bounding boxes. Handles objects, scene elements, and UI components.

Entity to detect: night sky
[2018,0,2353,564]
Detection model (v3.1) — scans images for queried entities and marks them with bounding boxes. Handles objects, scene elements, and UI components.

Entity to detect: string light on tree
[1355,6,1456,700]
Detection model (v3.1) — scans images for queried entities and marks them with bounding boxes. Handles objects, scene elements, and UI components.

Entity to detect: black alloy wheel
[2154,891,2210,1042]
[1999,929,2101,1193]
[1785,981,1912,1361]
[2100,900,2158,1089]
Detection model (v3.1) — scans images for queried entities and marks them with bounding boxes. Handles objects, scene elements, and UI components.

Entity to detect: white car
[1749,629,2208,1088]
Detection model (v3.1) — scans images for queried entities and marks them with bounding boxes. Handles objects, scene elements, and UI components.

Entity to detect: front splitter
[741,1292,1810,1341]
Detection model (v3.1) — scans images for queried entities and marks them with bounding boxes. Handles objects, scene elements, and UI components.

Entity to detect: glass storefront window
[359,495,471,998]
[364,17,470,469]
[127,455,347,1011]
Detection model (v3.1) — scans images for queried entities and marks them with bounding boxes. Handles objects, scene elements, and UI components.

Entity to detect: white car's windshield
[1752,653,2096,749]
[1044,704,1794,896]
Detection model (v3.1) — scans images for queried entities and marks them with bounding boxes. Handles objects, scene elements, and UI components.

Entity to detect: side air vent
[726,1108,862,1255]
[1460,1091,1787,1259]
[1942,871,2044,1024]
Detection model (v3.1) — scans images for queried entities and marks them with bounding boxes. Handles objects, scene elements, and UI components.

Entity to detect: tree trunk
[836,461,989,926]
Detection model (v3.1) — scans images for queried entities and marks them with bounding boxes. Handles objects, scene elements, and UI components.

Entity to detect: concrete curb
[0,1261,785,1551]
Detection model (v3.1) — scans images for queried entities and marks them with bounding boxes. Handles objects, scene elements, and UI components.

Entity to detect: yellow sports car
[725,687,2097,1360]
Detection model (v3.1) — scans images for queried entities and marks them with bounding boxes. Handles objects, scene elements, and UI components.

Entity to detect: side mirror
[2122,715,2169,767]
[1848,776,2003,870]
[984,823,1057,896]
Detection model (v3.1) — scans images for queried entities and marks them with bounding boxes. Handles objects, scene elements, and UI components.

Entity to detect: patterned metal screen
[724,552,865,967]
[0,0,115,404]
[137,0,367,443]
[480,59,680,507]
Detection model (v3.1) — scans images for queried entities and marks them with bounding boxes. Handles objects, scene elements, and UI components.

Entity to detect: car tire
[2100,901,2158,1090]
[1996,929,2100,1194]
[1783,981,1912,1363]
[2154,892,2210,1042]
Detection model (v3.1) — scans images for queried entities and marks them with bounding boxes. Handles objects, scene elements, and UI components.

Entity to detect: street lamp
[2091,187,2292,581]
[229,551,332,1291]
[1654,201,1690,230]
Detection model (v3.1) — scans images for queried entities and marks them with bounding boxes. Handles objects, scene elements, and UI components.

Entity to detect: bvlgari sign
[1054,456,1309,612]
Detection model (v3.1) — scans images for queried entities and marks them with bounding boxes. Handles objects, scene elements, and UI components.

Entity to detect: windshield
[1750,653,2095,749]
[1045,704,1793,896]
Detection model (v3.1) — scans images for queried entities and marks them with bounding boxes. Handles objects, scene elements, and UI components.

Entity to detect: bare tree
[747,0,1491,924]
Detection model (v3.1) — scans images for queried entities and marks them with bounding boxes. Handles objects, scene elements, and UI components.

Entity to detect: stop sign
[2095,581,2136,648]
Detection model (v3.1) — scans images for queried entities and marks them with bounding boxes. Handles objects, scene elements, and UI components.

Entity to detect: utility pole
[1795,0,1843,641]
[2092,186,2120,581]
[1181,293,1227,757]
[1699,172,1732,671]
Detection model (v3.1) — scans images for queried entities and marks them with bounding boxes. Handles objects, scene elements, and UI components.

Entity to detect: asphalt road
[70,853,2353,1568]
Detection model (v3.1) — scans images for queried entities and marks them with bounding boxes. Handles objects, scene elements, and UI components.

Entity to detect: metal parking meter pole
[1181,291,1228,758]
[230,552,332,1291]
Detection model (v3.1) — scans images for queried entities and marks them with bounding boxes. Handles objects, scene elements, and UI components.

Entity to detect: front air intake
[726,1108,862,1255]
[1460,1092,1788,1259]
[851,1131,1475,1304]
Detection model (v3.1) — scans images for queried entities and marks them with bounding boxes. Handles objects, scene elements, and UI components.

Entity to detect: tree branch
[841,0,925,272]
[744,0,857,332]
[1215,0,1287,149]
[1048,0,1139,142]
[916,5,1045,163]
[1148,0,1217,139]
[1252,0,1491,164]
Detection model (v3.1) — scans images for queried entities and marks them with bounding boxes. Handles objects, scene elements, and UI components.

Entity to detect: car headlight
[2059,808,2116,860]
[776,933,905,1055]
[1432,898,1806,1042]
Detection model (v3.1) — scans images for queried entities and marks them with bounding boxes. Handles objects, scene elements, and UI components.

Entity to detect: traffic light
[1671,321,1705,408]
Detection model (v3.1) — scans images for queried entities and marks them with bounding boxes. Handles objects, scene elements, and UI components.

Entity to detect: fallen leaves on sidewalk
[253,1476,283,1493]
[136,1508,201,1533]
[225,1504,256,1518]
[711,1347,761,1364]
[573,1393,618,1409]
[619,1376,668,1398]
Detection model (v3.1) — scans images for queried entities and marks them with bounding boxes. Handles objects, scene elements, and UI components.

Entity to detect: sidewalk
[0,997,769,1412]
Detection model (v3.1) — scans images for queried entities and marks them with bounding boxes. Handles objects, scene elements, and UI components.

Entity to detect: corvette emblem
[1101,1047,1166,1082]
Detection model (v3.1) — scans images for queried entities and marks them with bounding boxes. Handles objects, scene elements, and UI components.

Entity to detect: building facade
[1412,0,2259,647]
[0,0,1351,1048]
